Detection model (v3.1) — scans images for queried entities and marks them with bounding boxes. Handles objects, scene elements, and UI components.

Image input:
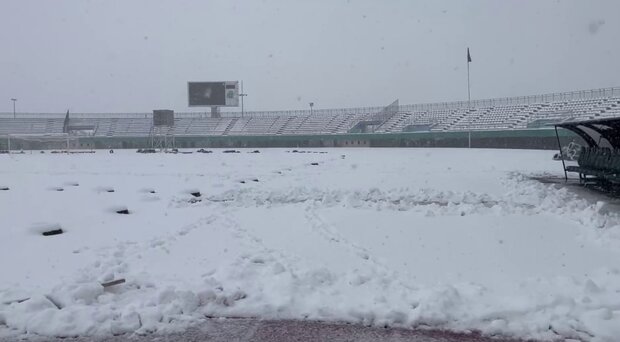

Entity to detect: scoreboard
[188,81,239,107]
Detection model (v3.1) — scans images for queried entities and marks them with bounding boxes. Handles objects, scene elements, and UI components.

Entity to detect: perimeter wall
[0,128,579,150]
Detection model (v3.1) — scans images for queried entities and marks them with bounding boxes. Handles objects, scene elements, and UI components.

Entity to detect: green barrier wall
[1,128,580,150]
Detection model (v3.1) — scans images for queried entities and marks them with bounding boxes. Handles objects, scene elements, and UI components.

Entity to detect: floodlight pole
[467,58,471,149]
[239,81,247,118]
[11,98,17,119]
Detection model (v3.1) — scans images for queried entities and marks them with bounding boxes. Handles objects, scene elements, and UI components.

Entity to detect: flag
[467,48,472,63]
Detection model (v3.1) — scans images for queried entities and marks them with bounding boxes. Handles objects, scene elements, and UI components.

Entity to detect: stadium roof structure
[554,117,620,149]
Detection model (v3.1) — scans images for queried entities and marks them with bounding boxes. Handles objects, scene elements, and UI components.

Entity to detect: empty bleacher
[0,118,65,136]
[398,94,620,132]
[1,87,620,137]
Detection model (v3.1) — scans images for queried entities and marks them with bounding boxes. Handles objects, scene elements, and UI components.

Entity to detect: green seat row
[565,147,620,181]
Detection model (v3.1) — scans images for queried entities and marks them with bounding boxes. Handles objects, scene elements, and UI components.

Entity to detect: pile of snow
[0,148,619,341]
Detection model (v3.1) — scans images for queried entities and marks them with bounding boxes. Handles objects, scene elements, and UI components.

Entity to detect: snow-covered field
[1,148,619,341]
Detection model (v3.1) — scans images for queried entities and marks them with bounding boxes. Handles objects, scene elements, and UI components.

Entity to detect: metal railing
[400,86,620,112]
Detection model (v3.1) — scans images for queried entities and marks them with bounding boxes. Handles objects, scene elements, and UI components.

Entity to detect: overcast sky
[2,0,619,113]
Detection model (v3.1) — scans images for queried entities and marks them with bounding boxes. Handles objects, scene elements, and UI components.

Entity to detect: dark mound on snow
[289,150,326,154]
[42,228,64,236]
[137,148,157,153]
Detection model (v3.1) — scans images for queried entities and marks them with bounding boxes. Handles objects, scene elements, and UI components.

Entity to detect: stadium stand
[0,118,64,136]
[1,87,619,138]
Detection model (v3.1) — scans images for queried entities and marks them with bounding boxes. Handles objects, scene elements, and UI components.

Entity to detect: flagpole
[467,49,471,149]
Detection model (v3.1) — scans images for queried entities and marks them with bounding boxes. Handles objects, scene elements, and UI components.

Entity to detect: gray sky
[2,0,619,113]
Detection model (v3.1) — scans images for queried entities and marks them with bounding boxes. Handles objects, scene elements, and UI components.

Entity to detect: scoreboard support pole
[151,110,175,151]
[211,107,221,118]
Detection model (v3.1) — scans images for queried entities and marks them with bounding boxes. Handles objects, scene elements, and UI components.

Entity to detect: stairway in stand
[223,118,239,136]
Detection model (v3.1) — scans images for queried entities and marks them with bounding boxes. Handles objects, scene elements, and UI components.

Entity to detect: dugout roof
[555,117,620,149]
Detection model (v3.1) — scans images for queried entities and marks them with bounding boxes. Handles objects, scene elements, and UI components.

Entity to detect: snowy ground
[1,148,619,341]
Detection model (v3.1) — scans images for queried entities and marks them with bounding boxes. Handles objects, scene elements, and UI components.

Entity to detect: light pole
[309,102,314,115]
[466,47,472,149]
[10,98,17,119]
[239,81,247,118]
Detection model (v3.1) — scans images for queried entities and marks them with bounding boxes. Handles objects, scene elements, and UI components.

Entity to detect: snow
[1,148,619,341]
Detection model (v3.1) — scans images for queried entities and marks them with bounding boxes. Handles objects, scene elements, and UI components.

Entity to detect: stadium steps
[267,116,286,134]
[376,112,413,133]
[334,113,360,133]
[276,116,296,135]
[107,119,117,137]
[434,108,474,131]
[393,112,414,132]
[509,109,538,129]
[332,114,353,133]
[399,111,429,129]
[324,115,341,133]
[213,118,233,135]
[450,107,494,131]
[296,115,312,131]
[336,114,361,133]
[430,109,459,131]
[183,118,193,135]
[280,116,308,135]
[45,119,55,134]
[223,118,239,136]
[263,116,281,134]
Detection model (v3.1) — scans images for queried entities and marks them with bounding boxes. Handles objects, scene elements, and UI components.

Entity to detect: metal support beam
[555,126,568,182]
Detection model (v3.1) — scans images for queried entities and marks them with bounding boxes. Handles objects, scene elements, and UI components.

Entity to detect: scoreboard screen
[153,110,174,127]
[188,81,239,107]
